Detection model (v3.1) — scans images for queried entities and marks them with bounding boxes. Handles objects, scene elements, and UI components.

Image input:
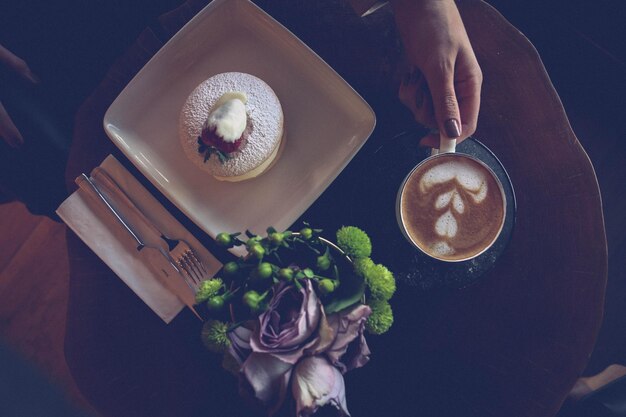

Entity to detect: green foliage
[278,268,294,281]
[318,279,336,295]
[216,233,232,247]
[195,278,223,303]
[299,227,313,240]
[243,290,261,310]
[366,300,393,335]
[364,264,396,301]
[207,296,225,311]
[353,257,374,277]
[201,320,231,353]
[336,226,372,259]
[223,262,239,276]
[256,262,274,279]
[209,224,393,325]
[323,273,365,315]
[249,243,265,259]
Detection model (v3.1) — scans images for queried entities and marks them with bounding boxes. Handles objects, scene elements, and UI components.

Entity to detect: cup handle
[439,135,457,153]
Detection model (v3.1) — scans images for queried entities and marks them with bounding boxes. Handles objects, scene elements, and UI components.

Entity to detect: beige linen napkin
[57,155,222,323]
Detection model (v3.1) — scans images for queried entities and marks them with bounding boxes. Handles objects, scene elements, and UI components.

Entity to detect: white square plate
[104,0,375,241]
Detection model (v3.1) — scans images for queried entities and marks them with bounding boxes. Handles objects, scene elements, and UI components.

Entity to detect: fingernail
[444,119,461,138]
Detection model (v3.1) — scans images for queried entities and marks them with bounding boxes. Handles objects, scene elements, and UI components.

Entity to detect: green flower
[364,264,395,301]
[336,226,372,259]
[353,257,374,277]
[201,320,231,353]
[366,300,393,335]
[195,278,223,303]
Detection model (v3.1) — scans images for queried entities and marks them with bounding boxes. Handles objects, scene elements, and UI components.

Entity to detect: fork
[91,167,209,290]
[76,173,203,321]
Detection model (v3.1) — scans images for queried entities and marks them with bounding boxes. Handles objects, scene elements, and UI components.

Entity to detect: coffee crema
[399,154,505,261]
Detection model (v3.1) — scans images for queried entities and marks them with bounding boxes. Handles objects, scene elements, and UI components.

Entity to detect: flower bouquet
[196,225,395,416]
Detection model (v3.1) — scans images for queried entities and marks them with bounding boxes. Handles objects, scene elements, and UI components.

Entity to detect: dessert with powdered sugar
[179,72,284,182]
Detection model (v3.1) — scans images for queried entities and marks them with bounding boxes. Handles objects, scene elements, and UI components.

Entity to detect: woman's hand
[392,0,482,148]
[0,43,40,148]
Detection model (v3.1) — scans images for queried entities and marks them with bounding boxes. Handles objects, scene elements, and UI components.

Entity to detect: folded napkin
[57,155,222,323]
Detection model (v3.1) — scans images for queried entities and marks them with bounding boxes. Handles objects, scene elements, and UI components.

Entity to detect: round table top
[64,1,607,416]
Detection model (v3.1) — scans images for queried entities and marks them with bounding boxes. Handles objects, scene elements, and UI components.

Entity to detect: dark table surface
[63,1,607,416]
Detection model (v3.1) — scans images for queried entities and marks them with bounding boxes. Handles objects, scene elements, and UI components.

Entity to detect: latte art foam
[400,154,505,261]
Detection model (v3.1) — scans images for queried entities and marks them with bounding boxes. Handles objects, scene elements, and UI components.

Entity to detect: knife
[138,245,203,320]
[75,173,203,321]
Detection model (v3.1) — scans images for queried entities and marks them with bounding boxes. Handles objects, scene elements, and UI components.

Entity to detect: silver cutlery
[75,173,203,321]
[90,167,210,287]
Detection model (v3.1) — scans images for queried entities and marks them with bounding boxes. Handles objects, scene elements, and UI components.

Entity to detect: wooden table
[63,1,607,416]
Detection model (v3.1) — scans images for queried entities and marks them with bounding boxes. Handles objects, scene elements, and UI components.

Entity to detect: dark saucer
[323,132,517,291]
[398,137,517,289]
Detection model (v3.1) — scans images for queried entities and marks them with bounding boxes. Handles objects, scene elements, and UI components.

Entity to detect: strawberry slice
[199,126,243,154]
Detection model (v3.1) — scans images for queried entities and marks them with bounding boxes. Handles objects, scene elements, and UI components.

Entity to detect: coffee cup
[396,145,507,262]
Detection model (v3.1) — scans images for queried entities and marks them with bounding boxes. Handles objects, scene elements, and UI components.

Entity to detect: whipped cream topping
[204,92,248,143]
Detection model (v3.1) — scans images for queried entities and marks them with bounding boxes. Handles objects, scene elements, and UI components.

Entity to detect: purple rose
[250,281,326,364]
[288,304,371,417]
[228,325,252,365]
[292,356,349,417]
[325,304,371,373]
[235,281,328,413]
[228,281,372,415]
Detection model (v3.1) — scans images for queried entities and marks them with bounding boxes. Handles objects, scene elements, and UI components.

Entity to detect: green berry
[269,232,284,246]
[299,227,313,240]
[257,262,273,279]
[216,233,233,247]
[316,255,331,271]
[206,296,225,311]
[249,244,265,259]
[223,262,239,276]
[246,237,261,248]
[318,279,335,295]
[243,291,260,309]
[278,268,294,281]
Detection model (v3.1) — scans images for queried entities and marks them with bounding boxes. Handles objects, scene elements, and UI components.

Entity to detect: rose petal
[292,356,349,417]
[303,310,336,357]
[326,304,371,373]
[228,325,252,366]
[242,352,293,415]
[251,281,323,364]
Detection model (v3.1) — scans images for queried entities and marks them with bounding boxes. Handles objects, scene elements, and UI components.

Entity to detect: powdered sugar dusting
[179,72,283,177]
